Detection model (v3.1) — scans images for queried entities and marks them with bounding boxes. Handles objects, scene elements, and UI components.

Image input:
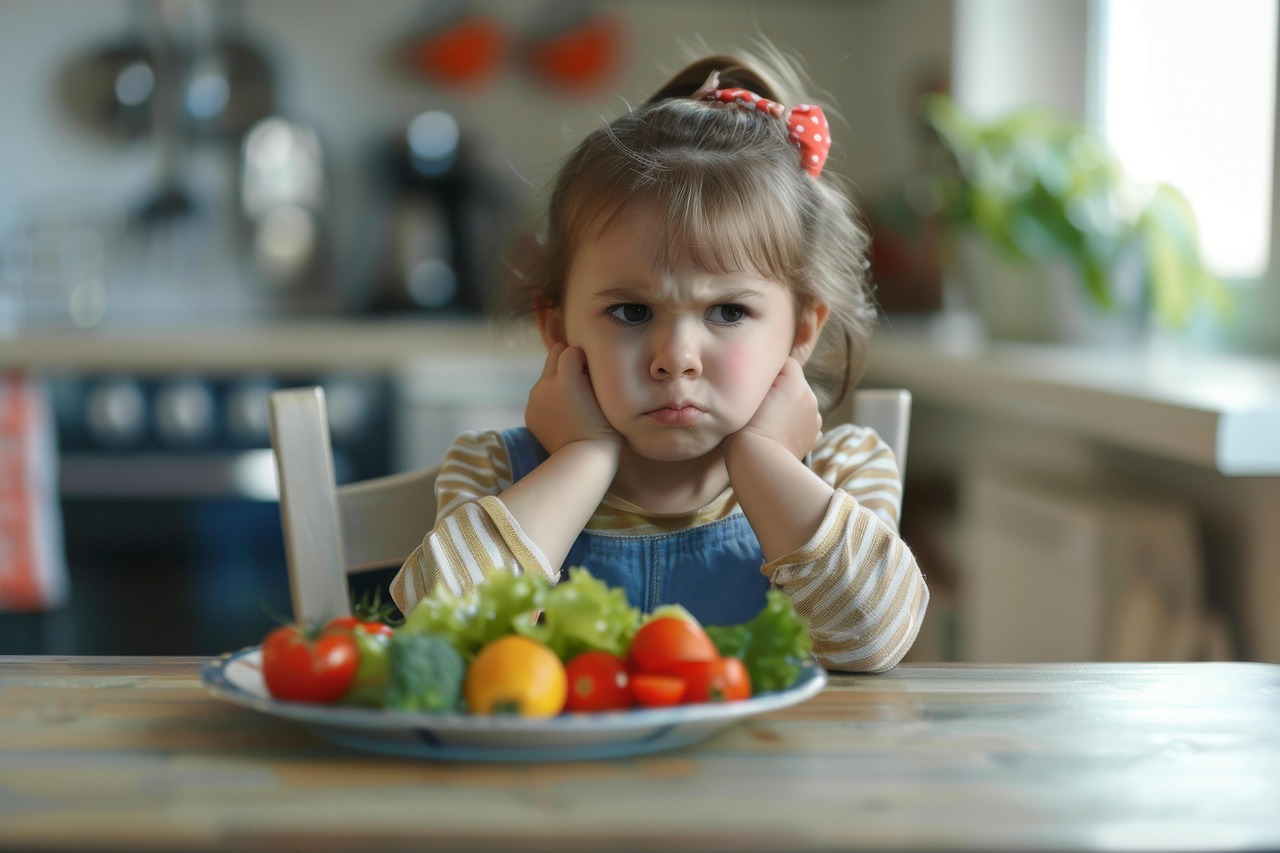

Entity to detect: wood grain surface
[2,657,1278,852]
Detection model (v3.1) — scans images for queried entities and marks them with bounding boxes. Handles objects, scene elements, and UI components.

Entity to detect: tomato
[261,623,359,704]
[627,617,718,676]
[464,635,567,717]
[316,616,395,707]
[564,651,632,713]
[674,657,752,704]
[325,615,395,638]
[630,673,686,708]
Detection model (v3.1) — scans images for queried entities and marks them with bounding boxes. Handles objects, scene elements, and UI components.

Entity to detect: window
[1096,0,1278,281]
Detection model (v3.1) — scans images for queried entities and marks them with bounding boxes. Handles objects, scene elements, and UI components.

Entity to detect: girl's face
[541,200,826,463]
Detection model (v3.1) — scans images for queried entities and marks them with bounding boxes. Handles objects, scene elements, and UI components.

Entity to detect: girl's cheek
[583,349,632,400]
[720,345,769,389]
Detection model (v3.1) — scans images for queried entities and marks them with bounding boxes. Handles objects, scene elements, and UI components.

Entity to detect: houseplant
[921,94,1227,341]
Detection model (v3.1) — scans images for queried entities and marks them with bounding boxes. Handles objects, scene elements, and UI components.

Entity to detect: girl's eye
[606,304,651,325]
[708,304,747,325]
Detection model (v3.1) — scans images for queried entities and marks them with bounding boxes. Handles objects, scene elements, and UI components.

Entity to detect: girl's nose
[650,321,702,379]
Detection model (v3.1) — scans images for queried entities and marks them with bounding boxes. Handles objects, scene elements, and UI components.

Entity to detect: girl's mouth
[647,405,704,426]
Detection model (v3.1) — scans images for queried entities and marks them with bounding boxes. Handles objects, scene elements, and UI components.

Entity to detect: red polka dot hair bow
[700,81,831,178]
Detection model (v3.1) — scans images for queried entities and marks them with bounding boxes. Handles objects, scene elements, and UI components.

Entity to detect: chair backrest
[269,385,911,624]
[833,387,912,478]
[269,386,441,624]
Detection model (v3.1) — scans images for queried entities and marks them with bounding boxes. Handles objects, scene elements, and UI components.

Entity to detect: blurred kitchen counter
[866,316,1280,664]
[865,317,1280,476]
[0,318,542,375]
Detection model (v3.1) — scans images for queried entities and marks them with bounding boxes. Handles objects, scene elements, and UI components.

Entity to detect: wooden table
[2,657,1278,852]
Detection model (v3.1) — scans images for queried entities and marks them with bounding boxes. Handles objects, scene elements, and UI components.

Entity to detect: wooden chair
[268,385,911,624]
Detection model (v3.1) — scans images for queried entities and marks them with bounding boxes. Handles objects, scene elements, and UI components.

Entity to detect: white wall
[951,0,1092,118]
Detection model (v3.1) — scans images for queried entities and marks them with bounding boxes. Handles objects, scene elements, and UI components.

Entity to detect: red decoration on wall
[523,14,625,97]
[405,15,506,89]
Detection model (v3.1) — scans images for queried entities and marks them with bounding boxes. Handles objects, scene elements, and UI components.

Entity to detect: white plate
[202,646,826,761]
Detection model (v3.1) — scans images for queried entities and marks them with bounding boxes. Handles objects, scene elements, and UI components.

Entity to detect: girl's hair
[499,50,876,414]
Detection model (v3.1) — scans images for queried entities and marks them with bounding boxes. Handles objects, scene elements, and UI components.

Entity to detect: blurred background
[2,0,1278,666]
[0,0,952,327]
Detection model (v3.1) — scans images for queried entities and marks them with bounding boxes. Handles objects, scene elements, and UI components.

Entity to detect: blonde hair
[499,51,876,413]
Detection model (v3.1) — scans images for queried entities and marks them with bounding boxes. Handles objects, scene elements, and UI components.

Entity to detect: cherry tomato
[630,673,686,708]
[325,616,395,638]
[674,657,752,704]
[261,624,359,704]
[564,651,632,713]
[627,617,718,676]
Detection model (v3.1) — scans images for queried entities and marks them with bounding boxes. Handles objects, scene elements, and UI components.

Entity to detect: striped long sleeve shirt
[390,423,929,672]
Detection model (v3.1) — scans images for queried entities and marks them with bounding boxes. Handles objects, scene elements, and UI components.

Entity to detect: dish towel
[0,372,68,610]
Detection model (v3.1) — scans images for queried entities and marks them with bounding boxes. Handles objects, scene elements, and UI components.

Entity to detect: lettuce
[517,567,642,660]
[705,590,813,692]
[401,568,549,660]
[401,566,640,662]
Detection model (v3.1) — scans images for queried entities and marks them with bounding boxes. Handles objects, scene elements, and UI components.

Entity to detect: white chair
[268,385,911,624]
[825,387,911,479]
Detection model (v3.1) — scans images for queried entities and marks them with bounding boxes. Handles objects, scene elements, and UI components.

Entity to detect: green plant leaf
[921,95,1221,330]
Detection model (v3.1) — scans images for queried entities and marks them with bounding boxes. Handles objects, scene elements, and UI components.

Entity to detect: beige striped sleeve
[810,423,904,529]
[389,431,556,616]
[760,424,929,672]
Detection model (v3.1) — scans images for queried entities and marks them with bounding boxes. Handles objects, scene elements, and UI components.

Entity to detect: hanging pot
[57,2,156,141]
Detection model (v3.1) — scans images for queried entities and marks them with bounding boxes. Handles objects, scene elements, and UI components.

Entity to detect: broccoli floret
[385,632,466,713]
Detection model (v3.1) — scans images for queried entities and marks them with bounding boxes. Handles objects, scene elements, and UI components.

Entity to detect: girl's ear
[790,302,829,364]
[535,302,567,348]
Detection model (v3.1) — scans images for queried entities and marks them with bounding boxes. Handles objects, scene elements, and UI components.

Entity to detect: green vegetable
[706,590,813,693]
[461,568,550,653]
[399,583,476,657]
[350,587,403,627]
[384,632,466,713]
[518,567,642,660]
[401,569,548,660]
[339,629,392,707]
[401,566,642,663]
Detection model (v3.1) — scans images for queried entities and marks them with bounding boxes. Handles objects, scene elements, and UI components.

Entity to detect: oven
[1,369,395,656]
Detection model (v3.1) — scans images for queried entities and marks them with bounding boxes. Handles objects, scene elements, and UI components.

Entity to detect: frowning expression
[543,201,822,462]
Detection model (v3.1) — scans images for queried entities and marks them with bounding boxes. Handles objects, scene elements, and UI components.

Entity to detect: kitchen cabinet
[863,318,1280,664]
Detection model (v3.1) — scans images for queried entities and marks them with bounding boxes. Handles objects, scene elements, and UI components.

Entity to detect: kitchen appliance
[368,110,519,316]
[0,370,393,656]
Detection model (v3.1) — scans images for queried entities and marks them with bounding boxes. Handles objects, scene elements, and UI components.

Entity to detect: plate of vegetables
[202,568,827,761]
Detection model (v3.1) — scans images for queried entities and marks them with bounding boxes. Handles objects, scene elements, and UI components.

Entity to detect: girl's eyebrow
[713,288,768,303]
[592,287,649,302]
[591,285,769,304]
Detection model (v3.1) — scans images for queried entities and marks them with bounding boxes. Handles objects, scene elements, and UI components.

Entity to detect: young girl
[391,51,928,672]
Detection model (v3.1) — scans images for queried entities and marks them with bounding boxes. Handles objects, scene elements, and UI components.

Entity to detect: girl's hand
[525,343,623,456]
[729,357,822,460]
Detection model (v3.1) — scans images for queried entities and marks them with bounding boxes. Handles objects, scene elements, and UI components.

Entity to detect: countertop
[864,318,1280,475]
[6,316,1280,474]
[0,318,539,374]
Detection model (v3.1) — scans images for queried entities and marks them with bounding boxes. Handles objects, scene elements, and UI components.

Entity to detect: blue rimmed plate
[201,646,826,761]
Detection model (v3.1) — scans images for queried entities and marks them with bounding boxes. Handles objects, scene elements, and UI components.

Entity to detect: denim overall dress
[501,427,771,626]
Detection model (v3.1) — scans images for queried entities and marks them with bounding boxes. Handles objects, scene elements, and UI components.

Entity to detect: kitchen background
[3,0,1279,665]
[1,0,951,329]
[0,0,953,656]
